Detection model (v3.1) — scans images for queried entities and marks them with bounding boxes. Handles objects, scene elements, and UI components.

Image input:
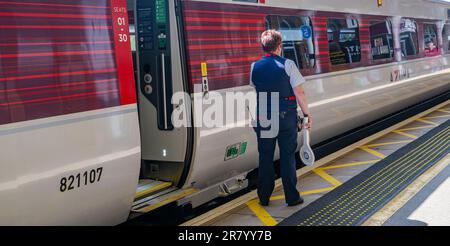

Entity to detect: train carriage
[0,0,449,225]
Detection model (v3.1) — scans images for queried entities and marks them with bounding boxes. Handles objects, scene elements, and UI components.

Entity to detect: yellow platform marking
[363,154,450,226]
[416,118,439,126]
[366,140,412,148]
[135,182,172,199]
[392,130,417,139]
[269,195,285,201]
[359,146,386,159]
[437,109,450,114]
[313,169,343,187]
[301,187,335,196]
[422,114,450,120]
[270,187,336,201]
[246,200,278,226]
[321,160,379,170]
[397,125,434,131]
[137,189,197,213]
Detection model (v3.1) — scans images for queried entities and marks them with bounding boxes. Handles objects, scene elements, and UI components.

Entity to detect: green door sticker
[225,142,248,161]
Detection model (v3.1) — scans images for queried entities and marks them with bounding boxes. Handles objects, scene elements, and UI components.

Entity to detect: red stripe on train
[0,68,116,82]
[188,43,261,50]
[0,79,117,93]
[0,12,110,19]
[0,90,118,107]
[110,0,136,105]
[0,25,111,29]
[0,41,113,47]
[189,56,261,65]
[184,9,266,17]
[0,50,113,59]
[186,26,264,31]
[185,17,263,24]
[0,1,109,9]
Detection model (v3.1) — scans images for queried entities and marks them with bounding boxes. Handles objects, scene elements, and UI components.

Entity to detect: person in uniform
[250,30,312,207]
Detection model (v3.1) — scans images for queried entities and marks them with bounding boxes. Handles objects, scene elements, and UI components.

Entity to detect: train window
[400,18,419,57]
[423,23,439,56]
[327,18,361,65]
[266,15,316,69]
[443,24,450,54]
[369,20,394,60]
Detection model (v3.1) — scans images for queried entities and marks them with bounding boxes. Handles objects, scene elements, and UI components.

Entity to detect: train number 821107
[60,168,103,192]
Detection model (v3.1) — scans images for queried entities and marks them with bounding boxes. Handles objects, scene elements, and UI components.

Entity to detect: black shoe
[259,201,269,207]
[287,197,304,207]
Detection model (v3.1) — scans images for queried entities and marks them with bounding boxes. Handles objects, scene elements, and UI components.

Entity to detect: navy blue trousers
[255,109,300,205]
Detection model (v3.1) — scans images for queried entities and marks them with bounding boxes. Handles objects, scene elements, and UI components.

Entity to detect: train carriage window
[444,24,450,54]
[327,18,361,65]
[266,15,316,69]
[400,18,419,57]
[423,23,439,56]
[369,20,394,60]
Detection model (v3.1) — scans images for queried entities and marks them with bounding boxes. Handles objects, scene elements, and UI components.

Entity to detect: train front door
[134,0,192,186]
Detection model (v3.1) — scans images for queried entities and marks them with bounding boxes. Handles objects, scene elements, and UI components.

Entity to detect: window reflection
[444,24,450,54]
[327,18,361,65]
[400,18,419,57]
[369,20,394,60]
[424,23,439,56]
[266,15,316,69]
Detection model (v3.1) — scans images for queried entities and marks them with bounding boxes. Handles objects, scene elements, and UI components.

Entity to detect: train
[0,0,449,225]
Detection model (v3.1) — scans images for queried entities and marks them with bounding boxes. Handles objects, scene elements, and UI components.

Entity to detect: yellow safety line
[137,189,197,213]
[269,195,285,201]
[135,182,172,199]
[358,146,386,159]
[416,118,439,126]
[270,187,336,201]
[246,199,278,226]
[392,130,417,139]
[366,140,412,148]
[397,125,434,131]
[422,114,450,120]
[437,109,450,114]
[313,169,343,187]
[321,160,379,170]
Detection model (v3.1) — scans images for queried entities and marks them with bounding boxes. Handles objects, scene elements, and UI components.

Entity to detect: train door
[133,0,192,188]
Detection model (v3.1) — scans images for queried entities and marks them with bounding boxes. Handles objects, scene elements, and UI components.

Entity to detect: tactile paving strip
[279,119,450,226]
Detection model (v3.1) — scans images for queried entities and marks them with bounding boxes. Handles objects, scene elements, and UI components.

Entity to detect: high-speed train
[0,0,449,225]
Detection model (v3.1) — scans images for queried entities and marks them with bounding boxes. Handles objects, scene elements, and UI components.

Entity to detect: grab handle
[161,53,168,129]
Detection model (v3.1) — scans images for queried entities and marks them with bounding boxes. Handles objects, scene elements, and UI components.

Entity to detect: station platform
[182,101,450,226]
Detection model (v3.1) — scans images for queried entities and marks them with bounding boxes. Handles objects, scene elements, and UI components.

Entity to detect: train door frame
[133,0,194,187]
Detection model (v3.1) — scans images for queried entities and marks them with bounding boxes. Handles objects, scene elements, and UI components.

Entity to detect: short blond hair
[261,29,282,53]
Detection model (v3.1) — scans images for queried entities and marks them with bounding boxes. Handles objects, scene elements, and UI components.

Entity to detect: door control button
[144,74,153,83]
[144,85,153,95]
